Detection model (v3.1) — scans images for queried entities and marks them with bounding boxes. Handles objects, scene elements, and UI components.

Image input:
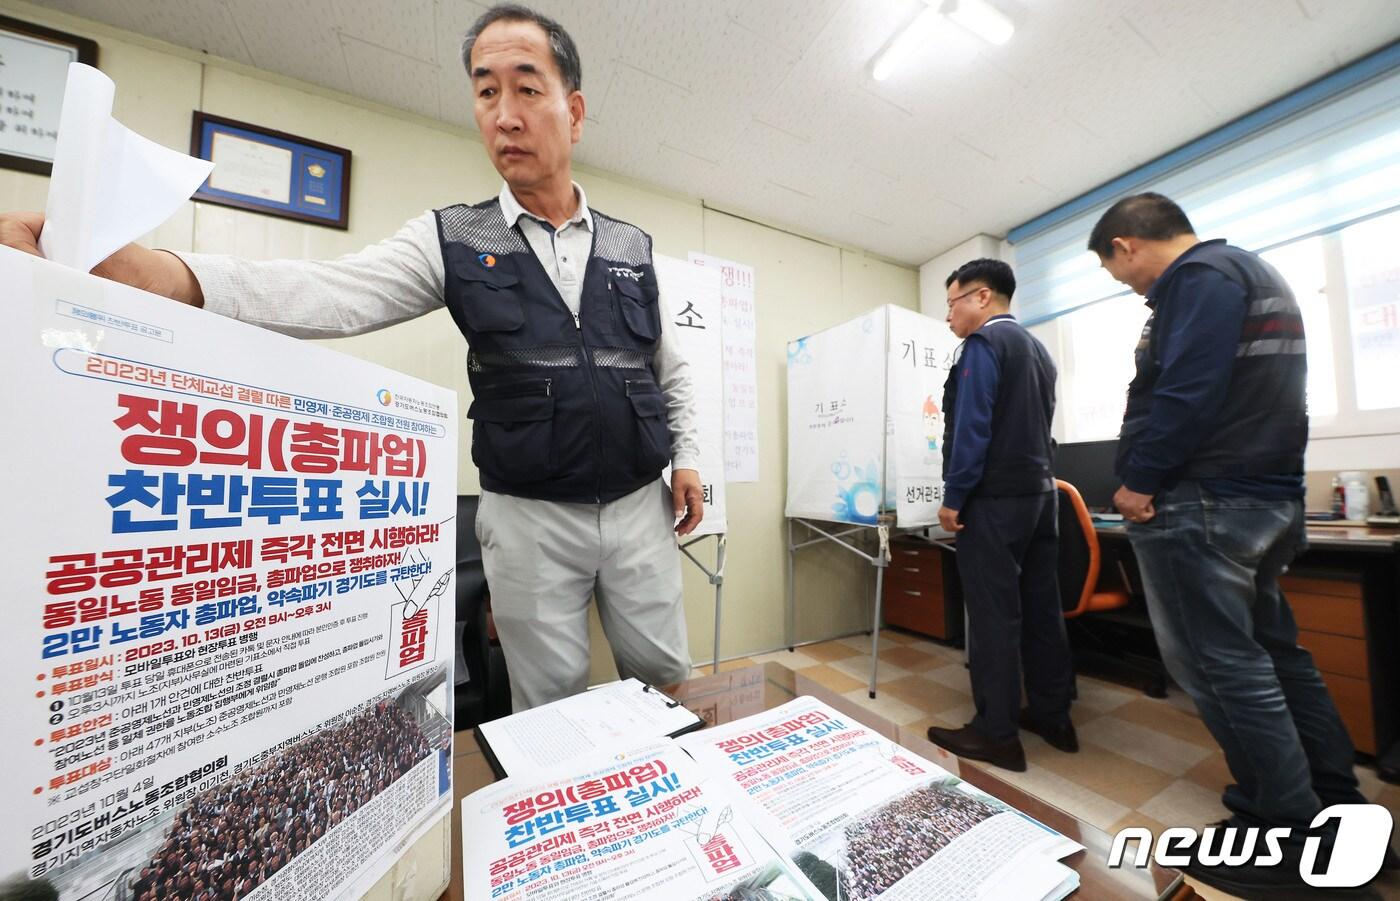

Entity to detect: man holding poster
[1,4,701,713]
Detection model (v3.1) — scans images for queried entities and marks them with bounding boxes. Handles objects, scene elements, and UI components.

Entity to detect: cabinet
[882,539,964,642]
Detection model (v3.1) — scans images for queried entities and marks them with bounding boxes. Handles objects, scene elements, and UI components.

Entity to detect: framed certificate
[190,112,351,229]
[0,15,99,175]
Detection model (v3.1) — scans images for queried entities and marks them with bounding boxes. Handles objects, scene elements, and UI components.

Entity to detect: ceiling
[32,0,1400,265]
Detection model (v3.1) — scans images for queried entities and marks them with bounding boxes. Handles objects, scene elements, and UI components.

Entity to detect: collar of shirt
[979,313,1017,329]
[498,181,594,234]
[1145,238,1225,307]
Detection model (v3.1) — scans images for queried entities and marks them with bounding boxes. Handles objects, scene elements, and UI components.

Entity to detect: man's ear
[568,91,585,144]
[1111,236,1133,259]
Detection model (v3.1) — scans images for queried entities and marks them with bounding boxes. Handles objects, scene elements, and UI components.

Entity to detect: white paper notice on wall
[656,254,727,536]
[688,252,758,482]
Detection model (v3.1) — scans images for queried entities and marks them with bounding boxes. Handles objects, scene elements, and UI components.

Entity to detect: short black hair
[946,258,1015,300]
[1087,192,1195,257]
[461,4,582,93]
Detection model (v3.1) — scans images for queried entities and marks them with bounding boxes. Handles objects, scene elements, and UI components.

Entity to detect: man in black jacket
[1092,192,1388,896]
[926,259,1076,772]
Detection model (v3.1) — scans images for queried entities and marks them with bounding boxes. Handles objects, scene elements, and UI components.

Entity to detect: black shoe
[1181,857,1319,901]
[926,724,1027,772]
[1019,708,1079,753]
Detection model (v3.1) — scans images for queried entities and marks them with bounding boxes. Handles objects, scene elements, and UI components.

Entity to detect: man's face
[945,279,987,339]
[470,20,583,190]
[1098,239,1153,295]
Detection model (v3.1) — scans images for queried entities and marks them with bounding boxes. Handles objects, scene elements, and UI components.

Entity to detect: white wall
[0,1,920,677]
[917,234,1003,318]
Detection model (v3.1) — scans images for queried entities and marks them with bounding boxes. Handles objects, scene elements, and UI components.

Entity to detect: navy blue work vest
[942,317,1058,499]
[435,199,670,503]
[1117,240,1308,481]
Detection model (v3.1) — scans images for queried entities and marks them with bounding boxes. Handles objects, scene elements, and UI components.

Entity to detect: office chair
[454,494,511,728]
[1055,479,1168,698]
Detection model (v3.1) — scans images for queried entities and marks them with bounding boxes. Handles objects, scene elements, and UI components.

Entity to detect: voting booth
[784,305,959,695]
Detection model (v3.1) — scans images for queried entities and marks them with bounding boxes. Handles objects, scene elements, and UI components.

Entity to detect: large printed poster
[1,247,457,901]
[655,254,727,536]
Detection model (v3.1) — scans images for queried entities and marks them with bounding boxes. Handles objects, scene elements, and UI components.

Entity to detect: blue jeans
[1128,481,1365,831]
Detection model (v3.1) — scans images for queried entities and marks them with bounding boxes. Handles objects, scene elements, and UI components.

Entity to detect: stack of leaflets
[463,695,1082,900]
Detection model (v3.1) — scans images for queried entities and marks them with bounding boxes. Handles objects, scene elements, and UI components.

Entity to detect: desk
[1096,523,1400,768]
[445,663,1193,900]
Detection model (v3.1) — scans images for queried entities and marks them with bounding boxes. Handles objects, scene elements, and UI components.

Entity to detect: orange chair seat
[1081,590,1130,614]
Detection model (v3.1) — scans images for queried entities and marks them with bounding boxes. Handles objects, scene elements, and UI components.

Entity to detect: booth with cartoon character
[784,305,959,695]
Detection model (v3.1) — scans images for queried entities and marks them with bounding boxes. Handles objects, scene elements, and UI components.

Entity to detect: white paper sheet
[476,678,703,777]
[39,63,213,273]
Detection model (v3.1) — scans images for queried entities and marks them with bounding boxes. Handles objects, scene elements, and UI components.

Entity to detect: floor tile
[837,634,900,652]
[799,640,861,664]
[751,649,819,669]
[830,654,911,685]
[1072,676,1138,714]
[794,664,866,695]
[878,645,945,673]
[716,657,757,672]
[923,661,974,693]
[1077,715,1215,777]
[1183,752,1232,795]
[840,688,926,726]
[990,762,1131,832]
[1138,780,1230,830]
[1110,696,1218,749]
[1033,739,1177,810]
[873,674,969,714]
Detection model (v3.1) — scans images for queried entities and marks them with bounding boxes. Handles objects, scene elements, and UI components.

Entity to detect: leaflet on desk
[463,697,1082,900]
[1,245,459,901]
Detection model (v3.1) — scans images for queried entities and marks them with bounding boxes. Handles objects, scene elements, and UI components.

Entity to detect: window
[1052,206,1400,443]
[1339,211,1400,412]
[1260,236,1336,418]
[1056,296,1147,442]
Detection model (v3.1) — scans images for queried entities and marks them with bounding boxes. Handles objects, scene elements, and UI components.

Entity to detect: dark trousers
[1128,481,1364,830]
[957,490,1075,741]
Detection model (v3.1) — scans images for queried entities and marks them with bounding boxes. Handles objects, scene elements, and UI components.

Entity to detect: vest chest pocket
[467,380,555,484]
[455,270,525,334]
[613,278,661,342]
[626,381,671,474]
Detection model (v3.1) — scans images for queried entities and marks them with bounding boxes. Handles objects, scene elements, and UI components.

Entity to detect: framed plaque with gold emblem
[190,111,351,229]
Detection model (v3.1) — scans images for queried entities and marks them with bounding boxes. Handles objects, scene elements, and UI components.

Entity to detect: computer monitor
[1054,440,1120,512]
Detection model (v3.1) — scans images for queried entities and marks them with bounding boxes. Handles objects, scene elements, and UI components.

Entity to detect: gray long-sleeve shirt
[175,182,700,470]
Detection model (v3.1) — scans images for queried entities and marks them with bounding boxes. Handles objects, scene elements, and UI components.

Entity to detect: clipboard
[472,679,704,780]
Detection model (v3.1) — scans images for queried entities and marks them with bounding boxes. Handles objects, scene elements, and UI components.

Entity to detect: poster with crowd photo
[0,246,457,901]
[678,698,1083,901]
[655,254,727,536]
[462,739,824,901]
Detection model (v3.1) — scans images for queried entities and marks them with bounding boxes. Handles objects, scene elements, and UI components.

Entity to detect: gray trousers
[475,479,693,711]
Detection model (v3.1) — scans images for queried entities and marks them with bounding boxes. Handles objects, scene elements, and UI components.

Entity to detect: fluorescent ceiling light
[871,6,941,82]
[946,0,1015,46]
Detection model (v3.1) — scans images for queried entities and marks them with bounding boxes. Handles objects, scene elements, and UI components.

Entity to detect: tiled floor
[698,631,1400,901]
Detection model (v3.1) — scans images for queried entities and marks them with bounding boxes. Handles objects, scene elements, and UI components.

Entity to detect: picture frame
[0,14,99,175]
[190,111,351,230]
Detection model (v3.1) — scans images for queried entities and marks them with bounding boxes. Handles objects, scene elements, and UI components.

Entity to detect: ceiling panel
[26,0,1400,265]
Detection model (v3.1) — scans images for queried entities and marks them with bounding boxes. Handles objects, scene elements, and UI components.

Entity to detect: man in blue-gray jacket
[1092,192,1391,896]
[926,259,1076,773]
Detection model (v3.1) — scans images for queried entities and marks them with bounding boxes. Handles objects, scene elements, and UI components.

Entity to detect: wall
[916,234,1003,318]
[0,2,921,678]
